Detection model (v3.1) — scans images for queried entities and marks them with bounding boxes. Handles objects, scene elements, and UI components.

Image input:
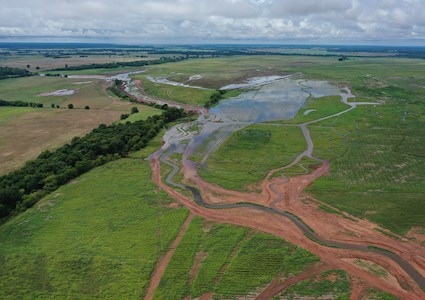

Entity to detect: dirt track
[144,213,194,300]
[130,76,425,298]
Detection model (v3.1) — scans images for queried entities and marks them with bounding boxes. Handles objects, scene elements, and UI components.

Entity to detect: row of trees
[0,107,187,219]
[204,90,227,108]
[0,99,43,108]
[51,57,186,71]
[0,67,32,80]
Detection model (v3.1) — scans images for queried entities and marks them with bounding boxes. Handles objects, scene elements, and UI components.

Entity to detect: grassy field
[279,269,351,299]
[134,75,216,106]
[141,56,329,89]
[154,220,319,299]
[0,159,189,299]
[0,54,151,72]
[307,100,425,234]
[199,124,306,191]
[0,106,35,126]
[274,95,350,124]
[0,75,161,174]
[0,76,91,105]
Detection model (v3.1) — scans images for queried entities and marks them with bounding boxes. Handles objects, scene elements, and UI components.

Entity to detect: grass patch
[280,269,351,300]
[354,259,388,278]
[135,75,216,106]
[0,159,189,299]
[200,124,306,191]
[0,76,91,106]
[275,95,350,124]
[214,233,319,298]
[117,106,162,124]
[153,217,204,300]
[365,288,399,300]
[0,106,35,126]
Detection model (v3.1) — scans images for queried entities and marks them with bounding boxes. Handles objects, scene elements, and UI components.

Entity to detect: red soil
[144,213,194,300]
[151,157,425,300]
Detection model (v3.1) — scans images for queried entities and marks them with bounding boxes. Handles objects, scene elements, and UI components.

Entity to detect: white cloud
[0,0,423,44]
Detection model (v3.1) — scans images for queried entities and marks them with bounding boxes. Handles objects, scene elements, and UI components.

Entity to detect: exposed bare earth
[144,213,194,300]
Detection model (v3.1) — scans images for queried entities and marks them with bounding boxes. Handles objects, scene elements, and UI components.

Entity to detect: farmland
[1,44,425,299]
[0,158,189,298]
[0,74,162,174]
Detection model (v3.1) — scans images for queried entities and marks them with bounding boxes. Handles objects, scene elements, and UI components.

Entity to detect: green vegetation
[283,58,425,234]
[117,106,161,124]
[154,217,205,300]
[199,124,306,190]
[0,66,32,80]
[275,95,350,124]
[136,75,215,106]
[50,57,185,71]
[0,159,189,299]
[214,233,319,298]
[0,76,85,105]
[154,222,319,299]
[0,99,43,108]
[280,269,351,299]
[0,108,186,218]
[354,259,388,278]
[365,288,399,300]
[0,107,34,126]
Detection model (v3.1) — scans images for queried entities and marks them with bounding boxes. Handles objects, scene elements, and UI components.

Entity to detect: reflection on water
[211,79,339,123]
[184,78,340,162]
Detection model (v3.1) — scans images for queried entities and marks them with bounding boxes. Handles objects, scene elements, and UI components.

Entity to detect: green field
[274,95,350,124]
[199,124,307,190]
[0,158,189,298]
[307,102,425,234]
[0,107,35,126]
[279,270,351,299]
[0,76,92,105]
[134,75,216,106]
[141,56,326,89]
[154,221,319,299]
[117,106,162,124]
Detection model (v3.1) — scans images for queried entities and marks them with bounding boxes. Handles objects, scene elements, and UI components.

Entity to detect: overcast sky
[0,0,424,45]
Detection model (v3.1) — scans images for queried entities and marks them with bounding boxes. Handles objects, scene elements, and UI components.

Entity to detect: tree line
[0,67,32,80]
[50,57,186,71]
[0,107,187,219]
[204,90,227,108]
[0,99,43,108]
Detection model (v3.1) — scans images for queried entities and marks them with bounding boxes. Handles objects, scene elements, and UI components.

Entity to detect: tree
[36,66,40,70]
[68,103,74,109]
[120,114,129,120]
[51,103,55,108]
[26,65,30,69]
[85,106,90,110]
[131,107,139,114]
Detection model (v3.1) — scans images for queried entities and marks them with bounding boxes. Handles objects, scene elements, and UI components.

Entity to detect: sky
[0,0,424,45]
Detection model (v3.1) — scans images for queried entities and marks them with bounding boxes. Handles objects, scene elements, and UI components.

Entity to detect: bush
[131,107,139,114]
[120,114,129,120]
[85,106,90,110]
[68,103,74,109]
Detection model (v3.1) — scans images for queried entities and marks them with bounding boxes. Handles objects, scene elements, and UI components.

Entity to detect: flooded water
[211,78,339,123]
[183,78,340,162]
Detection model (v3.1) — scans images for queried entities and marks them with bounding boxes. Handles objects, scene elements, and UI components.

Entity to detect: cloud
[0,0,423,44]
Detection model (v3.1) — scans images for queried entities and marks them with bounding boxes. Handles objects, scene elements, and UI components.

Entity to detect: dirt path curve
[256,262,333,300]
[144,213,194,300]
[151,157,425,299]
[148,84,425,299]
